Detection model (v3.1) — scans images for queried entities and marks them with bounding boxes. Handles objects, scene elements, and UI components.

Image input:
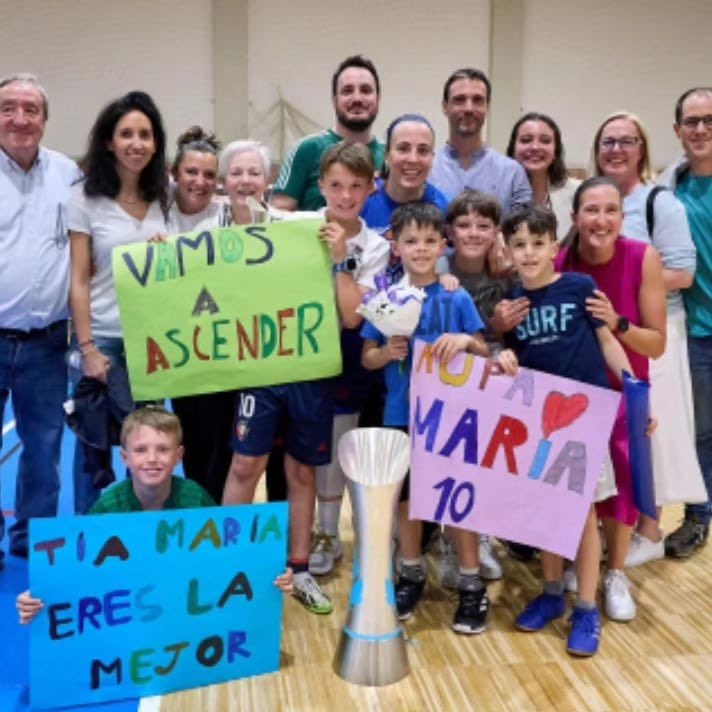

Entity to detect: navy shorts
[232,380,334,466]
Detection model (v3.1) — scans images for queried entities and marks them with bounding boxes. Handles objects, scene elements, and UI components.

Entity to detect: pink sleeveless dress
[556,237,648,525]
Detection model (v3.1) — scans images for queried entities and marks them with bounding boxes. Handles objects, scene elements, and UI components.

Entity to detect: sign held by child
[409,340,620,559]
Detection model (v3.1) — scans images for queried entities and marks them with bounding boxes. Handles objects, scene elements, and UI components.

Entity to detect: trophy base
[333,626,410,686]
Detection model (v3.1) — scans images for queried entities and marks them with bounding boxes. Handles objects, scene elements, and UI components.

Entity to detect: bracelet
[79,344,97,357]
[78,338,95,349]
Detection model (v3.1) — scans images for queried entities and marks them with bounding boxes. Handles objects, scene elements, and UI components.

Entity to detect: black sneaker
[452,586,489,635]
[396,576,425,621]
[664,515,709,558]
[506,541,537,562]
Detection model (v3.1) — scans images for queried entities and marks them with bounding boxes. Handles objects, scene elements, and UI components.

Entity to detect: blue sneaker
[515,592,566,631]
[567,607,601,657]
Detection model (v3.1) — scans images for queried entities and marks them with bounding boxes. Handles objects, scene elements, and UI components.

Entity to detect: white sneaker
[438,537,459,589]
[603,569,636,621]
[563,565,578,593]
[292,571,333,614]
[309,530,343,576]
[624,532,664,568]
[479,536,503,580]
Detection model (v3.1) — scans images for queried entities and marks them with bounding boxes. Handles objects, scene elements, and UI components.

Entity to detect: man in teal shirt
[660,87,712,557]
[271,55,384,211]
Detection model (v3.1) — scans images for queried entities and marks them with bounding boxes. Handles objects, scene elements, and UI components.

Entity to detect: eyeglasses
[680,115,712,131]
[599,137,641,151]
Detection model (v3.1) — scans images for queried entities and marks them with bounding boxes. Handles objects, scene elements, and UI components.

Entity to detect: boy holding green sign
[223,142,389,614]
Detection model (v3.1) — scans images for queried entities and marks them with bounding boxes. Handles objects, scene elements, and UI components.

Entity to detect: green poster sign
[113,220,342,400]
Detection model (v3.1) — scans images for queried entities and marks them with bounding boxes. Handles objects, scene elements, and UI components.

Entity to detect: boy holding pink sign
[496,206,634,656]
[361,202,491,634]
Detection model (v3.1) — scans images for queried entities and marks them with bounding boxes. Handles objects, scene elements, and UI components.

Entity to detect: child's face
[507,223,558,286]
[319,163,372,223]
[393,222,444,283]
[449,211,497,262]
[120,425,183,489]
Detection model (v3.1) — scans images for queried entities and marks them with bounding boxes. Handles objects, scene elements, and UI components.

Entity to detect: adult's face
[224,150,267,208]
[174,150,218,215]
[574,184,623,254]
[442,78,489,139]
[597,118,644,187]
[333,67,379,133]
[386,121,434,193]
[513,119,556,177]
[108,110,156,178]
[0,81,46,168]
[674,92,712,167]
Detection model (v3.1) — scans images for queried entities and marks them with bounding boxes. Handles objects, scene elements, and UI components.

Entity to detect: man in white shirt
[0,74,81,566]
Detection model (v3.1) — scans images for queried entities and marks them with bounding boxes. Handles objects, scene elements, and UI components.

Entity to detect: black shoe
[664,515,709,558]
[452,585,489,635]
[395,576,425,621]
[506,541,537,562]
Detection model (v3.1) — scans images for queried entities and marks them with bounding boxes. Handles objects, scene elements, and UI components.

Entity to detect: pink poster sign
[408,340,621,559]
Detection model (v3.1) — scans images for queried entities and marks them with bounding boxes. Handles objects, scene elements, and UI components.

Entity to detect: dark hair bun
[176,125,221,152]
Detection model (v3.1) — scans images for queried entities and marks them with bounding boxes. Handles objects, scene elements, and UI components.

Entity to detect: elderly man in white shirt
[0,73,81,567]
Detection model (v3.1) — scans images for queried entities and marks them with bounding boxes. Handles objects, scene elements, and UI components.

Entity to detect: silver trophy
[333,427,411,686]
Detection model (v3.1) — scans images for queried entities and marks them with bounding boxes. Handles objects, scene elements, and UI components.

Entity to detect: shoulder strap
[645,186,667,237]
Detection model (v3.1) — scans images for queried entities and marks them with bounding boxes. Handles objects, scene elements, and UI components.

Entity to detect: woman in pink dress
[557,176,666,622]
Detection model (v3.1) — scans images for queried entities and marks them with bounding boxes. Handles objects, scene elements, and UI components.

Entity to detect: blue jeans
[687,335,712,523]
[0,322,68,557]
[71,336,127,514]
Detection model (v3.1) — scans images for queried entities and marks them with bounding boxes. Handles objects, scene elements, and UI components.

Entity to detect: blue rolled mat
[623,371,657,519]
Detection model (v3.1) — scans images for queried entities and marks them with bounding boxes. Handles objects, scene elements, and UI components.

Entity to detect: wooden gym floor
[159,500,712,712]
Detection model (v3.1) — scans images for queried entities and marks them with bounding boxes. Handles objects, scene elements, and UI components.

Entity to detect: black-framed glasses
[680,115,712,131]
[599,137,641,151]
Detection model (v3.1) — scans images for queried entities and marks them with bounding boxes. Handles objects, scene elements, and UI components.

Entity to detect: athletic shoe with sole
[567,607,601,657]
[395,576,425,621]
[603,569,636,622]
[452,585,489,635]
[624,531,664,568]
[479,536,503,581]
[515,592,566,631]
[309,530,343,575]
[664,515,709,558]
[292,572,334,615]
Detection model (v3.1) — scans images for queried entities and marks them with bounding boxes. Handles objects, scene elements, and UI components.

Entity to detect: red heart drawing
[542,391,589,438]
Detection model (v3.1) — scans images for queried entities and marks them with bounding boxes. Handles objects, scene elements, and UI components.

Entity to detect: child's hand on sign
[431,333,473,364]
[493,349,519,376]
[384,335,409,362]
[275,567,294,594]
[17,589,43,625]
[319,221,348,264]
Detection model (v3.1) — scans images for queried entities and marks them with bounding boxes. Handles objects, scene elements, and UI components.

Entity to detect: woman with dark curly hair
[68,90,169,513]
[507,112,580,239]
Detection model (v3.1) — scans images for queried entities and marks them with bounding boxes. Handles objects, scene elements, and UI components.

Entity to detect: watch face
[345,256,358,271]
[617,317,630,333]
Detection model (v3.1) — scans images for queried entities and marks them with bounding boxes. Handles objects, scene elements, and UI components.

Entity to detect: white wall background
[246,0,490,160]
[1,0,711,169]
[520,0,712,169]
[0,0,214,159]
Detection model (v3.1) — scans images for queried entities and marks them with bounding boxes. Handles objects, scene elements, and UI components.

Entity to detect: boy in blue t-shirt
[361,203,490,634]
[496,206,634,657]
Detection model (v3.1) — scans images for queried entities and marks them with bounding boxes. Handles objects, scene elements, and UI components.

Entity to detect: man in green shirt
[271,55,384,211]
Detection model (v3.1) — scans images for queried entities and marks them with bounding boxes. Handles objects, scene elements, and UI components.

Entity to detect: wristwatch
[614,316,630,335]
[332,256,358,274]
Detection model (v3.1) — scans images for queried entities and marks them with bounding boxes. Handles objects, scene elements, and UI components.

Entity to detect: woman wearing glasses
[590,113,703,570]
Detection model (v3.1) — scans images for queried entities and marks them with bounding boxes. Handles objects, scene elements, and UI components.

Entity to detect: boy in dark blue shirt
[361,203,490,634]
[496,206,633,657]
